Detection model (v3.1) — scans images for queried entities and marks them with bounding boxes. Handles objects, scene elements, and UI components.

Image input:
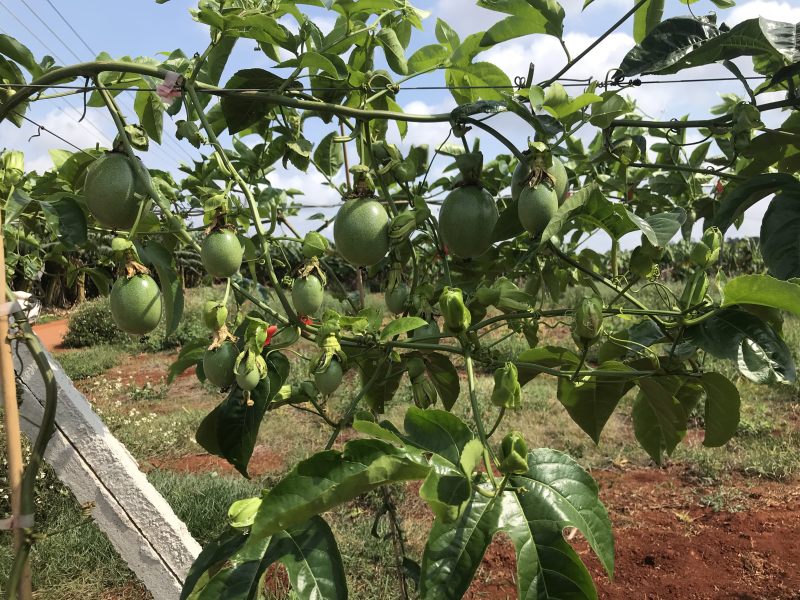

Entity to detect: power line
[43,0,97,57]
[17,0,82,63]
[10,110,95,156]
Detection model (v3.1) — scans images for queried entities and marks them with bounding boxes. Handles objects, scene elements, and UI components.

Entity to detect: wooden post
[0,210,33,600]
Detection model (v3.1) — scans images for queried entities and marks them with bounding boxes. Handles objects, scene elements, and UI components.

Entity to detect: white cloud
[388,98,455,152]
[726,0,800,25]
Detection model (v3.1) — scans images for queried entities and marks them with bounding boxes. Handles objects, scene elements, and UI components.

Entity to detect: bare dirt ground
[32,318,68,351]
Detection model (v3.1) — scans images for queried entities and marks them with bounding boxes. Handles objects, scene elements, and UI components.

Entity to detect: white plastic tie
[156,71,182,101]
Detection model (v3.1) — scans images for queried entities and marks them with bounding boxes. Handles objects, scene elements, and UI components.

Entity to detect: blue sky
[1,0,798,247]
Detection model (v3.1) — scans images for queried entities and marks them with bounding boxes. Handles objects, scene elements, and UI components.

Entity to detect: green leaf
[419,490,502,598]
[180,528,248,600]
[168,339,207,384]
[380,316,427,340]
[644,207,686,246]
[761,188,800,280]
[403,406,475,467]
[445,61,512,105]
[633,0,665,44]
[195,352,289,477]
[312,132,344,177]
[376,28,409,75]
[408,44,448,73]
[700,372,740,447]
[134,90,164,143]
[539,183,600,242]
[557,361,638,444]
[39,196,87,247]
[136,240,184,338]
[687,308,796,384]
[0,33,41,77]
[476,0,565,46]
[4,189,33,226]
[633,376,695,464]
[435,18,460,52]
[424,353,460,411]
[589,92,631,128]
[420,446,613,600]
[220,68,286,134]
[516,346,580,385]
[620,17,799,77]
[354,349,405,412]
[712,173,799,233]
[723,274,800,316]
[542,90,603,120]
[262,517,347,600]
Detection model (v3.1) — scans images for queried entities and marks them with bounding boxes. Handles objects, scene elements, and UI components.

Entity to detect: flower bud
[388,211,417,242]
[498,431,529,475]
[302,231,329,258]
[491,362,521,409]
[573,294,604,344]
[439,286,471,334]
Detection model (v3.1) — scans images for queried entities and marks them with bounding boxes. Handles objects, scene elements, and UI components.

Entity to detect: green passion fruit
[84,152,150,230]
[439,185,499,258]
[315,359,343,395]
[201,230,244,278]
[518,184,558,239]
[333,198,390,266]
[292,275,324,316]
[385,282,409,315]
[511,156,568,204]
[203,341,238,388]
[110,274,162,335]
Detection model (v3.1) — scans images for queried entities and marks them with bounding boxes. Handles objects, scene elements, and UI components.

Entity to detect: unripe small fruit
[518,184,558,239]
[203,342,238,388]
[385,282,409,315]
[292,275,324,316]
[315,359,343,395]
[110,274,162,335]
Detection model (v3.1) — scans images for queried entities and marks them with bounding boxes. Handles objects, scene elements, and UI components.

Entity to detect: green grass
[54,345,123,380]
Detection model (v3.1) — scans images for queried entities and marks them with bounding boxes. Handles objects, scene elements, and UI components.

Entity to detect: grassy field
[1,285,799,598]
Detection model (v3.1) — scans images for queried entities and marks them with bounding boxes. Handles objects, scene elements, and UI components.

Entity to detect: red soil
[31,318,69,352]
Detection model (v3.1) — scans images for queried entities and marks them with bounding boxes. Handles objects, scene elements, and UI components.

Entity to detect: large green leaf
[516,346,580,385]
[181,528,249,600]
[419,490,503,598]
[195,352,289,477]
[620,17,800,77]
[376,27,409,75]
[420,448,613,600]
[723,274,800,316]
[686,308,796,384]
[712,173,799,233]
[402,406,474,467]
[700,372,740,447]
[0,33,41,77]
[476,0,565,47]
[354,348,405,412]
[312,131,344,177]
[380,316,427,341]
[136,240,184,338]
[760,188,800,280]
[220,68,287,134]
[134,90,165,144]
[557,361,638,444]
[408,43,448,73]
[424,352,460,411]
[39,196,87,247]
[633,376,700,464]
[445,61,513,105]
[633,0,665,44]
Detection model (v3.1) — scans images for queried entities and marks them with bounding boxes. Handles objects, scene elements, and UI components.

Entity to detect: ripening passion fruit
[292,275,324,316]
[511,156,568,205]
[110,274,162,335]
[84,152,150,230]
[333,198,390,266]
[201,230,244,278]
[518,184,558,239]
[439,185,499,258]
[203,341,238,388]
[315,359,343,395]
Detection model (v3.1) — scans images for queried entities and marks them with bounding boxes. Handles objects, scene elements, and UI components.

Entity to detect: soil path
[32,318,69,352]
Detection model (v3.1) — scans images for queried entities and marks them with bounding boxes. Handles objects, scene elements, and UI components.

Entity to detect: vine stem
[463,347,496,475]
[184,83,302,326]
[539,0,649,88]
